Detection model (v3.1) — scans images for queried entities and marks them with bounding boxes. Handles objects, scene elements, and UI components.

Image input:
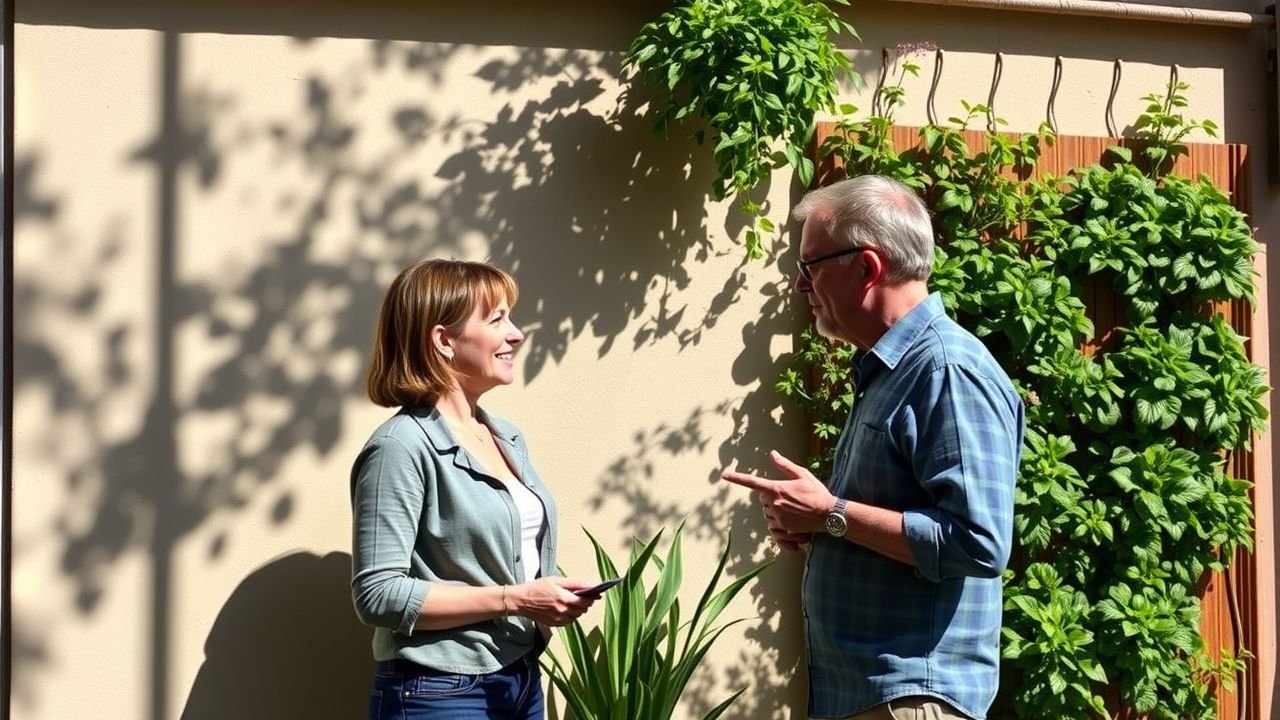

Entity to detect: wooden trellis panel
[811,122,1265,720]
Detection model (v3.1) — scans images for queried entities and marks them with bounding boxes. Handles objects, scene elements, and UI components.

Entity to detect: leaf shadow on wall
[9,151,63,709]
[14,32,726,619]
[425,50,734,381]
[580,262,812,720]
[12,39,397,717]
[12,5,741,719]
[179,552,374,720]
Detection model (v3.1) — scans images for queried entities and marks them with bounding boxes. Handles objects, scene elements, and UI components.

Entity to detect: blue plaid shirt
[803,293,1023,720]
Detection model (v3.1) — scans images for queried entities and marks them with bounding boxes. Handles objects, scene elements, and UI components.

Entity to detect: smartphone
[574,577,623,597]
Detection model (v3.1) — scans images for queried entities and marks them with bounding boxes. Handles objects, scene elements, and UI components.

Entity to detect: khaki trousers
[822,697,969,720]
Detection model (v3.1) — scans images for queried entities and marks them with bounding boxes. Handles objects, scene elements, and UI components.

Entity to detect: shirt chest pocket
[841,421,910,506]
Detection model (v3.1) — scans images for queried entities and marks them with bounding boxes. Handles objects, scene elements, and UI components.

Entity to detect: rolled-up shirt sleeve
[351,435,431,635]
[901,364,1021,582]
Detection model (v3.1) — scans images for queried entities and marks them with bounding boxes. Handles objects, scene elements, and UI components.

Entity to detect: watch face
[825,513,847,537]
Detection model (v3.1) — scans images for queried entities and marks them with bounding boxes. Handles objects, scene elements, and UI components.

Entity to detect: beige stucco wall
[10,0,1276,719]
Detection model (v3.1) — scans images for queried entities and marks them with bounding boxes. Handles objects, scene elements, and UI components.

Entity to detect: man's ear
[431,325,454,360]
[860,248,885,288]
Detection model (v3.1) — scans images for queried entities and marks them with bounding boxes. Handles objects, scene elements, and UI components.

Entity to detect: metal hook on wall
[871,47,891,117]
[1046,55,1063,135]
[927,48,944,126]
[1105,59,1123,138]
[986,52,1004,133]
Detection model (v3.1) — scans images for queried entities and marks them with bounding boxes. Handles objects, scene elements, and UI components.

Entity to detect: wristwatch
[825,498,849,538]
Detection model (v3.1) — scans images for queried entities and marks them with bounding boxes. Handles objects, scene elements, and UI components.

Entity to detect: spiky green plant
[542,524,771,720]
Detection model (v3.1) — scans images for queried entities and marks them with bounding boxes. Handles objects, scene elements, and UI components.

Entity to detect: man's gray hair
[792,175,935,283]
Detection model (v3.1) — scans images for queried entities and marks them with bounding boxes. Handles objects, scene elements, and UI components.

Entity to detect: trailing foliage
[542,525,771,720]
[624,0,858,259]
[775,325,855,466]
[779,70,1264,719]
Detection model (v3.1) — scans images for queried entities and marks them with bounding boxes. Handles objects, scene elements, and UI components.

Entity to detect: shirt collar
[405,404,521,452]
[867,292,945,371]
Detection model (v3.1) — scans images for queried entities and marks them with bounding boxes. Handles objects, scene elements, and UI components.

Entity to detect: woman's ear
[431,325,454,361]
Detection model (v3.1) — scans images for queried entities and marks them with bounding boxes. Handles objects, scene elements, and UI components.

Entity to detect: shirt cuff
[902,510,943,583]
[396,579,430,636]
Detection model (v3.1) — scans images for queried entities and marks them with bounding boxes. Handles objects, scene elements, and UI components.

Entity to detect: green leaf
[1080,658,1108,683]
[700,688,747,720]
[1107,145,1133,163]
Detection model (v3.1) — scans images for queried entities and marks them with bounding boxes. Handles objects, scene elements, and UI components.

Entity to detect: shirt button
[515,555,522,562]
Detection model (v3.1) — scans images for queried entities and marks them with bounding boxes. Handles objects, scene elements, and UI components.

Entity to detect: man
[723,175,1024,720]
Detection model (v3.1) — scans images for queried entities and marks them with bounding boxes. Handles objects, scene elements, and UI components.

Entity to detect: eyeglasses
[797,247,871,282]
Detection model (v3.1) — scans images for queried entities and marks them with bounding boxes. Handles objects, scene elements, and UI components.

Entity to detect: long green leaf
[644,524,685,641]
[615,530,664,701]
[584,528,622,580]
[682,533,731,656]
[701,688,747,720]
[546,618,608,714]
[542,653,597,720]
[695,559,772,640]
[585,529,628,704]
[661,622,745,718]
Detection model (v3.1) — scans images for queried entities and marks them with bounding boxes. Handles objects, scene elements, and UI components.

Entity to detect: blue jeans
[367,655,544,720]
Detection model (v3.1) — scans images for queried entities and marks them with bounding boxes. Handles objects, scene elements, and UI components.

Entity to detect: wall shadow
[413,44,727,380]
[13,2,762,718]
[579,246,810,718]
[180,551,373,720]
[11,1,724,611]
[16,0,671,46]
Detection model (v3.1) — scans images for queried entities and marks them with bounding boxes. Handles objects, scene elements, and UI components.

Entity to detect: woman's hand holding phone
[511,577,600,626]
[573,577,622,597]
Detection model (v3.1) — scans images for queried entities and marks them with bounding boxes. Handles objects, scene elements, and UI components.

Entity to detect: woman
[351,259,598,719]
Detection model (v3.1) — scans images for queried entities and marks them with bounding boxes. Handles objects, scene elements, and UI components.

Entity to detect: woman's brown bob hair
[365,259,519,407]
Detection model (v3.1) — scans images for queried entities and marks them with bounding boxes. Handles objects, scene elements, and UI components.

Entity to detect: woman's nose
[507,323,525,345]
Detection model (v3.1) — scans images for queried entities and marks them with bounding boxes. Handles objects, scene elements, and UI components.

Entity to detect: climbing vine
[780,69,1263,719]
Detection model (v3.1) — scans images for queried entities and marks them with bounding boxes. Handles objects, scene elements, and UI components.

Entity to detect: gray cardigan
[349,405,559,673]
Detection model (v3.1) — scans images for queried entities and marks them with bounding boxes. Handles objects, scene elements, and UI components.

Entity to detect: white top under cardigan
[506,476,545,581]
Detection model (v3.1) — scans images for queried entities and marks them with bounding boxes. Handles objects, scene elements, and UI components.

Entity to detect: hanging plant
[624,0,858,259]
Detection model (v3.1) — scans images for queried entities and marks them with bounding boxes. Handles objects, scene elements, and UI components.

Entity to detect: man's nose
[794,273,813,294]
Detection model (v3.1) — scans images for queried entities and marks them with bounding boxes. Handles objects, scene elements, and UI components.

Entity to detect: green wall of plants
[780,74,1264,719]
[625,3,1265,714]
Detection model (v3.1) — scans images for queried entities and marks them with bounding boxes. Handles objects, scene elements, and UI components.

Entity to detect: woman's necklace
[467,422,489,443]
[447,416,489,444]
